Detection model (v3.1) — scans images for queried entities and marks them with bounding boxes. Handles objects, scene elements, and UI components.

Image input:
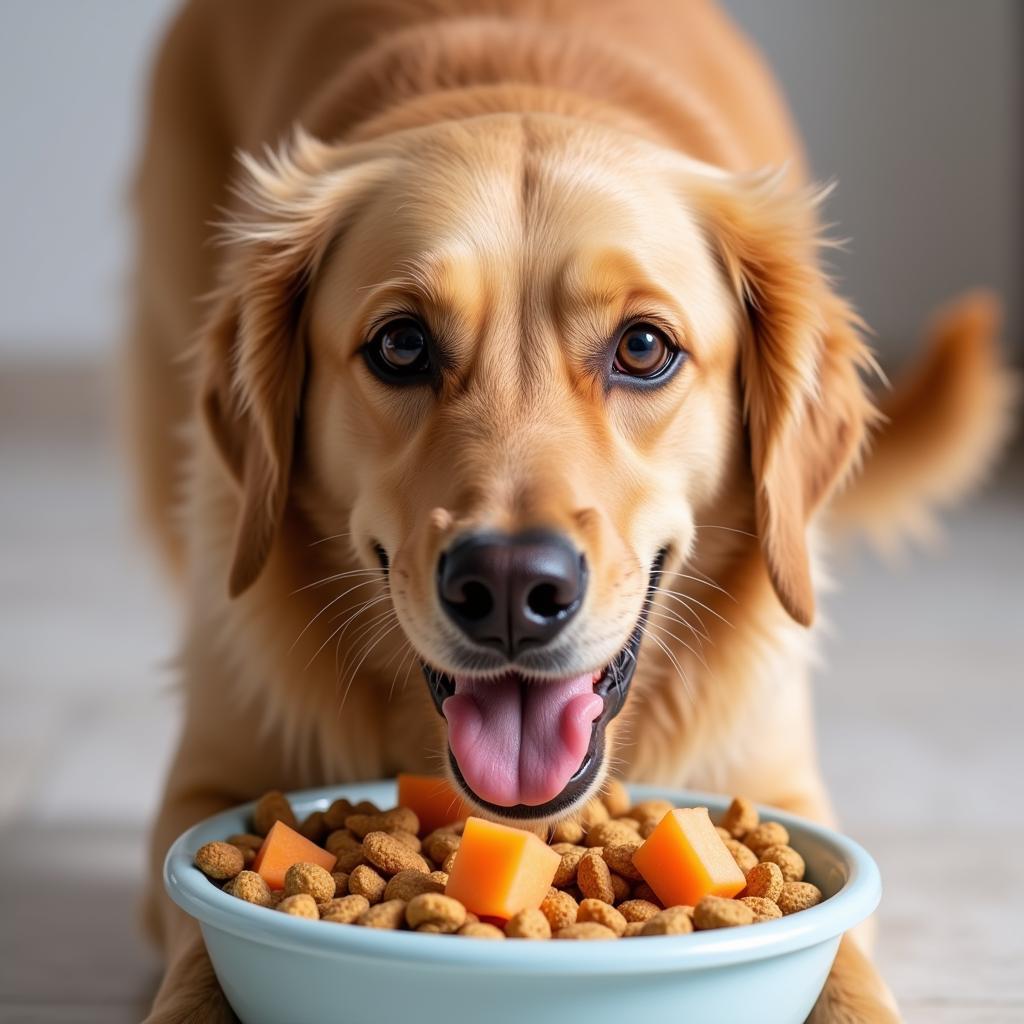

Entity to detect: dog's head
[202,116,872,818]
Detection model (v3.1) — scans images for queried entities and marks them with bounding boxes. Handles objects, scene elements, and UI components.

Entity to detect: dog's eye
[612,323,677,379]
[364,317,431,382]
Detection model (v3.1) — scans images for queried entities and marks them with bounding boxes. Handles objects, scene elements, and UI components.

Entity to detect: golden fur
[130,2,1013,1020]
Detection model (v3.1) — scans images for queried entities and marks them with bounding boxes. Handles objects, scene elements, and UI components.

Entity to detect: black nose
[437,530,587,659]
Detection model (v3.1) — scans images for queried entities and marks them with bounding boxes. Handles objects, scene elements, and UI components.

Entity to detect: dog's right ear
[198,132,387,597]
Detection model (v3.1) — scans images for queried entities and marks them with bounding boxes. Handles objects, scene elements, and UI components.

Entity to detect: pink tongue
[443,673,603,807]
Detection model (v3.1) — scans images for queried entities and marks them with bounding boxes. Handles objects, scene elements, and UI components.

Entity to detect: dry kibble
[555,922,617,940]
[441,849,459,874]
[358,898,407,929]
[424,830,461,865]
[623,921,646,937]
[383,869,444,902]
[577,850,615,903]
[601,779,632,818]
[362,831,430,876]
[629,799,673,821]
[617,899,660,923]
[743,821,789,856]
[352,800,381,815]
[268,889,286,908]
[406,893,466,933]
[577,899,627,937]
[777,882,823,915]
[610,872,631,903]
[637,816,661,839]
[640,906,694,936]
[348,864,387,905]
[298,811,329,844]
[723,838,759,875]
[759,844,806,882]
[331,871,349,896]
[226,833,263,850]
[283,862,335,904]
[277,893,318,919]
[325,829,359,854]
[550,818,585,845]
[227,870,272,907]
[586,820,640,849]
[194,841,244,881]
[459,921,505,939]
[320,894,370,923]
[324,798,354,830]
[743,861,784,902]
[578,799,610,830]
[631,882,662,907]
[553,846,586,887]
[715,826,733,841]
[741,896,783,922]
[345,807,419,839]
[505,908,552,939]
[602,842,643,881]
[388,829,423,853]
[252,791,297,836]
[540,888,579,931]
[720,796,759,839]
[693,895,755,930]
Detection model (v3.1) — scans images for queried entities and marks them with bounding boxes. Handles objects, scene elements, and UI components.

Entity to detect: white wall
[0,0,1019,363]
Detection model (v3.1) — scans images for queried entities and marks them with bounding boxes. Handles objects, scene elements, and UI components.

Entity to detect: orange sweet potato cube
[632,806,746,908]
[397,773,471,835]
[252,820,337,890]
[445,817,560,919]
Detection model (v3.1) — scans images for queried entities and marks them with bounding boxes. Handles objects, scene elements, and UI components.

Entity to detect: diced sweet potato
[396,774,471,835]
[632,807,746,908]
[445,817,560,919]
[252,820,337,890]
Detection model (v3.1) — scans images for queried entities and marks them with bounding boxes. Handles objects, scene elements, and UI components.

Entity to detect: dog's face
[203,116,870,820]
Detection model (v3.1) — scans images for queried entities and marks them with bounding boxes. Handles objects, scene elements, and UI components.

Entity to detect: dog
[129,2,1013,1020]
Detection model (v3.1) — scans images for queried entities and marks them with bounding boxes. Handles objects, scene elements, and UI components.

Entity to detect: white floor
[0,367,1021,1023]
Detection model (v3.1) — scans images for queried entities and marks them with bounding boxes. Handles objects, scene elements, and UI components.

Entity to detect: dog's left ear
[689,168,877,626]
[199,132,388,597]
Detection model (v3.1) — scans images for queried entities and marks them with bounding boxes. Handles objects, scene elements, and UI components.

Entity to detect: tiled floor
[0,366,1021,1022]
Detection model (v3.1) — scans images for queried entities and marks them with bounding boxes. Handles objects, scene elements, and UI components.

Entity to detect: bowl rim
[165,780,880,975]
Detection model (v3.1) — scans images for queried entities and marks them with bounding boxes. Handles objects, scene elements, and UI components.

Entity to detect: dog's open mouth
[421,552,665,819]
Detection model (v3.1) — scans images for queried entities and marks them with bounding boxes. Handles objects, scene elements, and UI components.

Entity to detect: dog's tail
[831,290,1018,548]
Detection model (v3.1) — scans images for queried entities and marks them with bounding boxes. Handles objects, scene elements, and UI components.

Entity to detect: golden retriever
[129,1,1013,1020]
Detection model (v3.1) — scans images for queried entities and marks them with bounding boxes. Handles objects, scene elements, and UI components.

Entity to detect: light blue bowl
[165,781,880,1024]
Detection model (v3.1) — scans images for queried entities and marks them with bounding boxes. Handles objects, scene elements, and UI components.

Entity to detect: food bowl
[165,781,880,1024]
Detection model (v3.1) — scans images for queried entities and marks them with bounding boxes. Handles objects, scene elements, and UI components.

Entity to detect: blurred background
[0,2,1020,1021]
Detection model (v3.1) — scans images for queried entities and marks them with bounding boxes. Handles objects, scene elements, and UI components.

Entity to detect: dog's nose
[437,530,587,659]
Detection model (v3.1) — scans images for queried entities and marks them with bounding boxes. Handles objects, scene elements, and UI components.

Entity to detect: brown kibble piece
[640,906,694,935]
[629,799,673,820]
[743,821,789,856]
[743,861,784,902]
[226,833,263,850]
[720,796,759,839]
[383,869,444,903]
[623,921,646,937]
[323,798,354,830]
[578,799,610,830]
[577,850,615,903]
[406,893,466,933]
[617,899,660,923]
[693,894,755,929]
[724,838,759,874]
[631,882,662,907]
[359,898,407,929]
[252,791,297,836]
[554,922,617,940]
[505,908,552,939]
[298,811,328,844]
[540,888,579,931]
[348,864,387,905]
[352,800,381,815]
[283,862,335,903]
[759,844,806,882]
[320,894,370,923]
[550,819,584,845]
[610,872,631,903]
[577,899,627,936]
[741,896,783,922]
[195,841,244,881]
[602,842,643,881]
[424,830,461,865]
[362,831,430,876]
[637,816,661,839]
[228,870,272,907]
[777,881,823,915]
[586,820,640,849]
[716,826,733,841]
[601,779,632,817]
[553,846,586,887]
[441,849,459,874]
[331,871,349,896]
[459,921,505,939]
[345,807,419,839]
[277,893,318,919]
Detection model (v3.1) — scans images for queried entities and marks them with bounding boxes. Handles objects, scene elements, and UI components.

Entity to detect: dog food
[396,773,471,834]
[193,786,824,939]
